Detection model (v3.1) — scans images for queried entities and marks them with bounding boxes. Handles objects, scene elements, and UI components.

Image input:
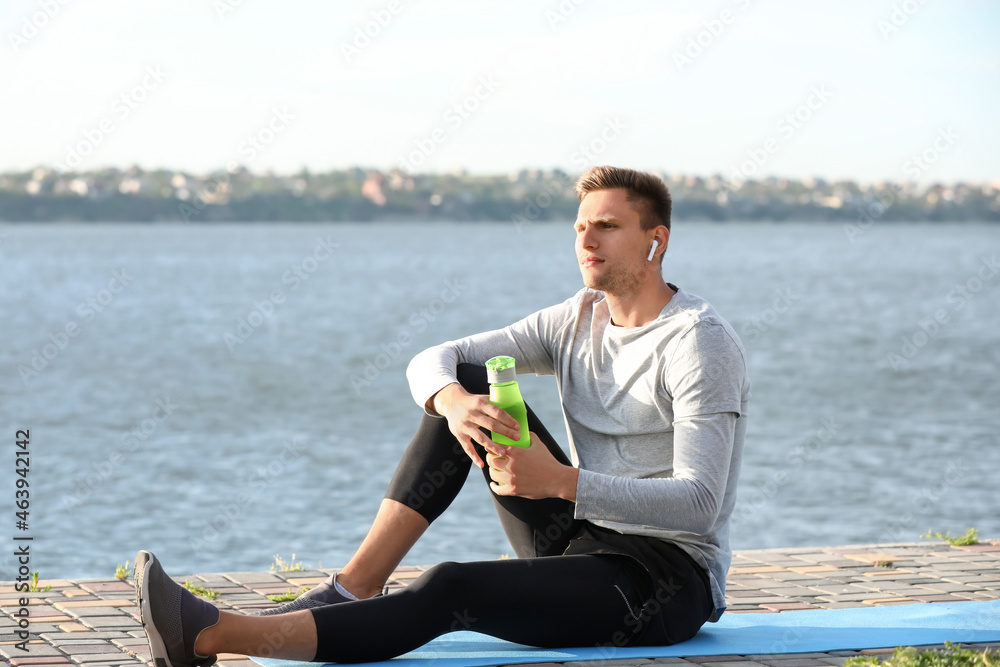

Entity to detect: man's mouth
[581,256,604,267]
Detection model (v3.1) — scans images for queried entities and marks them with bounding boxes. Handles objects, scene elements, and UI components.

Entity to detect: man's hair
[574,166,672,232]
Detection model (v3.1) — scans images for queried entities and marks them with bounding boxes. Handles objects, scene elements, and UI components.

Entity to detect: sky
[1,0,998,184]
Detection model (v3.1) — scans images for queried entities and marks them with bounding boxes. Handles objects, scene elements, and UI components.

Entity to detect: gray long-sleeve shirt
[406,285,749,620]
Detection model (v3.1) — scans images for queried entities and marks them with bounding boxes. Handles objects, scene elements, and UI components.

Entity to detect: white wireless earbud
[647,240,659,262]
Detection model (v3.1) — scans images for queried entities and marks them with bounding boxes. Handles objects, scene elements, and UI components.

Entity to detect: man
[134,165,749,665]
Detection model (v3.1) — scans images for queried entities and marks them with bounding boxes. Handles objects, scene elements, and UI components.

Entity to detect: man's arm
[575,321,747,534]
[574,411,739,533]
[425,381,513,468]
[407,295,578,468]
[406,300,569,414]
[486,431,581,501]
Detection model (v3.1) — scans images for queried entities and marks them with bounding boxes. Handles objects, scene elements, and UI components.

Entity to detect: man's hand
[430,383,521,469]
[487,432,579,501]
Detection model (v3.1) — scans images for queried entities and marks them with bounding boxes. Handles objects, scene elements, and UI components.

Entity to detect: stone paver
[1,540,997,667]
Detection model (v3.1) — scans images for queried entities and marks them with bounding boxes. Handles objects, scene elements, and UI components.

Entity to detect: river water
[1,220,997,580]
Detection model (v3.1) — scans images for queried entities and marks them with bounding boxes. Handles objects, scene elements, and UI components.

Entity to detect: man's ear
[649,227,669,261]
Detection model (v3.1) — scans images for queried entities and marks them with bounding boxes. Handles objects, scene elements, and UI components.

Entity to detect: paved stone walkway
[2,541,999,667]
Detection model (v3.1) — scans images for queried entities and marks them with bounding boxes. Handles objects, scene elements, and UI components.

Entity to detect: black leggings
[310,364,712,663]
[385,362,580,558]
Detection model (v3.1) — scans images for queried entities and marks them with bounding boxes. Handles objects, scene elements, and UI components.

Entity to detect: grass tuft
[921,528,979,546]
[267,587,310,603]
[115,560,131,581]
[270,554,308,572]
[846,643,998,667]
[183,580,219,600]
[28,572,51,592]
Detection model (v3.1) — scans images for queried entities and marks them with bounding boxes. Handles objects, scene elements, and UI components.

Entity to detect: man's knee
[455,363,489,394]
[415,561,470,594]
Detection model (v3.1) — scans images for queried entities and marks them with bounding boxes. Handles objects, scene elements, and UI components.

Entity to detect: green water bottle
[486,355,531,448]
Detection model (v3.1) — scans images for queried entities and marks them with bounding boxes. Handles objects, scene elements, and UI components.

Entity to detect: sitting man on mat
[134,165,750,665]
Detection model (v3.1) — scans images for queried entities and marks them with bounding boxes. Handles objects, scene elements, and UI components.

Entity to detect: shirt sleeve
[667,321,746,419]
[575,320,747,532]
[575,411,738,534]
[406,294,579,414]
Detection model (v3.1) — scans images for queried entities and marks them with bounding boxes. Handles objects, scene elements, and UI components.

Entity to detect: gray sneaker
[250,575,381,616]
[134,551,220,667]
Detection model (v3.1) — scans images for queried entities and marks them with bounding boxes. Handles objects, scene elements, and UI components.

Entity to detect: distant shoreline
[3,166,997,223]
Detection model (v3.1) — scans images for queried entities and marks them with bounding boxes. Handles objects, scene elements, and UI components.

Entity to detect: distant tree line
[1,166,996,223]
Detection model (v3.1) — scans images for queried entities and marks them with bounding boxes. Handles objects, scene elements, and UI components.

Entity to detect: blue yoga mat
[252,599,1000,667]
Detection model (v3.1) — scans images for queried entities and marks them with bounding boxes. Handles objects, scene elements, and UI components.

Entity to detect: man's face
[574,188,650,296]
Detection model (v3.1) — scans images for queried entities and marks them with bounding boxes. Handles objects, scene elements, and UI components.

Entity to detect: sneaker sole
[135,550,174,667]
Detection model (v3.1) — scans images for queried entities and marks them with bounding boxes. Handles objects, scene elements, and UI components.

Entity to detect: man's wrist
[428,382,460,415]
[558,465,580,503]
